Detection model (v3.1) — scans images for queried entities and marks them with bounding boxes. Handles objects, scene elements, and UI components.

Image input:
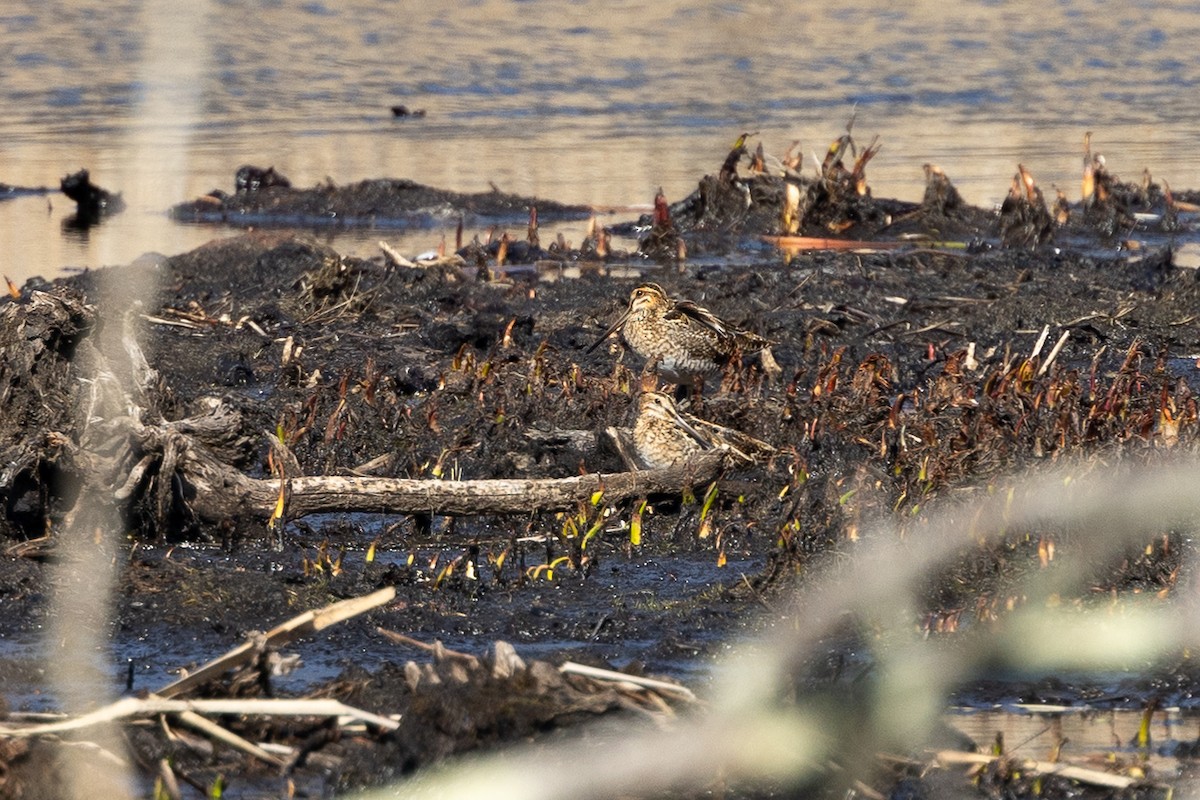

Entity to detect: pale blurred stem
[45,296,147,799]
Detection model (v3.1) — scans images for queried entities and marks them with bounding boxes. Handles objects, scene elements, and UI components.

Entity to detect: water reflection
[3,0,1200,282]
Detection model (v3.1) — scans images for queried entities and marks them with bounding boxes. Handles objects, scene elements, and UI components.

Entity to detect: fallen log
[48,405,723,528]
[157,416,725,520]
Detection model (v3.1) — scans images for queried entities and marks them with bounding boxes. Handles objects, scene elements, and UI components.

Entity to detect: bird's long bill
[585,308,631,354]
[665,404,713,450]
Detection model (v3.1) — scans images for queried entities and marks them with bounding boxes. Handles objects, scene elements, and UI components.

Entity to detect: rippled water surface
[3,0,1200,282]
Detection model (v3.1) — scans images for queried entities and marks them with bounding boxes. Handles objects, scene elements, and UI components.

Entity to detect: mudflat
[2,137,1199,797]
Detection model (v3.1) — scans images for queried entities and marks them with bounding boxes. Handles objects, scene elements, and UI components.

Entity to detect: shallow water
[3,0,1200,283]
[949,706,1199,779]
[0,528,754,712]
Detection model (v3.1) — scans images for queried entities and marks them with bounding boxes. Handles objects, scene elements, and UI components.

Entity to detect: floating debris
[59,168,124,227]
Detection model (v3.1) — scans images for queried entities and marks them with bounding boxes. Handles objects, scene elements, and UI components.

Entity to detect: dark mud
[5,135,1200,797]
[170,172,592,230]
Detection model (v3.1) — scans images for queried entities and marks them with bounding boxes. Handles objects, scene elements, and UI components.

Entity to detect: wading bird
[588,283,770,389]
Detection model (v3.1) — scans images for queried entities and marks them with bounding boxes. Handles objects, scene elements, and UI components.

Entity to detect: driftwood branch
[154,416,725,522]
[934,749,1139,790]
[171,707,288,768]
[0,698,398,739]
[560,661,697,702]
[156,586,396,699]
[52,380,723,528]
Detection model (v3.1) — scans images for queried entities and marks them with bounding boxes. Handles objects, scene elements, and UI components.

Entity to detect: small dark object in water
[390,105,426,118]
[59,168,125,225]
[235,165,291,193]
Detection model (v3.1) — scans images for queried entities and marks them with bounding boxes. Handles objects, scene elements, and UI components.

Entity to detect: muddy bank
[170,130,1191,260]
[4,133,1200,795]
[170,172,592,230]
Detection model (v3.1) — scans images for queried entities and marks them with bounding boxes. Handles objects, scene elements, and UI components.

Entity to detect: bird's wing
[684,414,776,463]
[668,300,772,349]
[667,300,735,340]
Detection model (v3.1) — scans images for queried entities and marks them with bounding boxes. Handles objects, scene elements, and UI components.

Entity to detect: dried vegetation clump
[630,126,1193,258]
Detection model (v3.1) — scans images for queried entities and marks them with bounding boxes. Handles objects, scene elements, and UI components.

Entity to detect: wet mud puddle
[0,533,760,711]
[950,706,1200,786]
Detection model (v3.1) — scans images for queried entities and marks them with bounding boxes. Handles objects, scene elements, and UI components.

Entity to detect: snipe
[632,389,775,470]
[588,283,769,388]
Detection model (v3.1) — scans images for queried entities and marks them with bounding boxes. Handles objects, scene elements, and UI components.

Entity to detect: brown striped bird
[587,283,769,388]
[632,389,774,470]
